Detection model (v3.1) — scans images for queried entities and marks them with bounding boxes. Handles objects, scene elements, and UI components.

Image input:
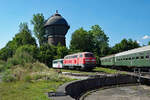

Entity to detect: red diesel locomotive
[63,52,96,70]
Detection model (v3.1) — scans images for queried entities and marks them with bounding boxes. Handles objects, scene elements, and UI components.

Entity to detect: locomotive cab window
[79,54,83,58]
[85,53,94,57]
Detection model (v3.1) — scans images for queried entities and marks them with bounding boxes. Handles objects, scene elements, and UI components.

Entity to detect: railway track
[62,69,150,80]
[62,71,124,80]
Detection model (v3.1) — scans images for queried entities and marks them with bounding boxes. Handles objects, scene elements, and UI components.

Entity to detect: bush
[32,74,42,80]
[2,70,16,82]
[16,45,38,59]
[6,51,35,69]
[14,51,35,65]
[22,62,49,72]
[0,60,6,72]
[38,44,56,67]
[0,65,4,72]
[24,75,32,82]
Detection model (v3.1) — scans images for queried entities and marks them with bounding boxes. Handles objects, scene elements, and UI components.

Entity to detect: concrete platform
[84,85,150,100]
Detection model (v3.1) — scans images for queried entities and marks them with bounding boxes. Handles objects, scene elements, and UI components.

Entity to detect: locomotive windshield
[85,53,94,57]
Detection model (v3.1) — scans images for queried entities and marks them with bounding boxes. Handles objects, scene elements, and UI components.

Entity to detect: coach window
[136,56,139,59]
[132,57,135,60]
[141,56,144,59]
[109,59,111,62]
[146,55,149,59]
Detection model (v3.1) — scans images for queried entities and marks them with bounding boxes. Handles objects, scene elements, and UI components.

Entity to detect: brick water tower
[44,11,70,46]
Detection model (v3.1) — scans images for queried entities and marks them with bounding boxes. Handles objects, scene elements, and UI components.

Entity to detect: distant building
[44,11,70,46]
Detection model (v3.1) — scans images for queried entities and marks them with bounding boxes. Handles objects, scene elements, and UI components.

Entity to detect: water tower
[44,11,70,46]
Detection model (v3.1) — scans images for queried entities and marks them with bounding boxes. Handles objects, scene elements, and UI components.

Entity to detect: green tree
[89,25,109,57]
[112,38,140,54]
[0,23,36,61]
[13,23,37,46]
[0,47,13,61]
[37,44,56,67]
[31,13,46,46]
[55,43,69,59]
[70,28,94,52]
[148,41,150,45]
[15,45,39,60]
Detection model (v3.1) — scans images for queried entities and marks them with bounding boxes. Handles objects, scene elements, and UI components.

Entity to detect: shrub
[32,62,49,72]
[24,75,32,82]
[10,62,49,81]
[12,65,26,81]
[38,44,56,67]
[2,70,16,82]
[0,65,4,72]
[15,45,38,59]
[23,62,49,72]
[0,60,6,72]
[14,51,35,65]
[32,74,43,80]
[6,51,35,69]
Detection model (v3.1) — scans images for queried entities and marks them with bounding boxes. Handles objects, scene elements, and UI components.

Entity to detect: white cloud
[142,35,150,40]
[136,40,141,44]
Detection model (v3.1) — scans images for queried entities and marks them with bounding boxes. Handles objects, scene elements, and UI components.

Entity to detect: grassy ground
[93,67,119,74]
[52,67,127,75]
[94,67,127,74]
[50,68,97,75]
[0,60,74,100]
[0,80,71,100]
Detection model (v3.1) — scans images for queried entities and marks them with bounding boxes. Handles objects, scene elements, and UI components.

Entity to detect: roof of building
[44,11,70,27]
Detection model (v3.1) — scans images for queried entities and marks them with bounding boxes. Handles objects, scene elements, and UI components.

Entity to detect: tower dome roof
[44,11,69,28]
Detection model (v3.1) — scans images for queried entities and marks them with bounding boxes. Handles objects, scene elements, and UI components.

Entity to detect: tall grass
[0,60,6,72]
[6,51,35,69]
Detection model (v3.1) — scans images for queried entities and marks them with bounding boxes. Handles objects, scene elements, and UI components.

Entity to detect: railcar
[63,52,96,70]
[115,45,150,68]
[100,55,115,66]
[52,59,64,68]
[100,45,150,70]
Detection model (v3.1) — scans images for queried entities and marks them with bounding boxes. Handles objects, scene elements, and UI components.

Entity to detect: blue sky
[0,0,150,49]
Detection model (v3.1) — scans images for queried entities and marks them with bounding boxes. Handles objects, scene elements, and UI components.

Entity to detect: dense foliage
[111,38,140,54]
[31,13,47,46]
[0,23,36,61]
[70,28,94,52]
[70,25,109,57]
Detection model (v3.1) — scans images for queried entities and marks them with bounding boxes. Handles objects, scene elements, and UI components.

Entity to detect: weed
[2,70,16,82]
